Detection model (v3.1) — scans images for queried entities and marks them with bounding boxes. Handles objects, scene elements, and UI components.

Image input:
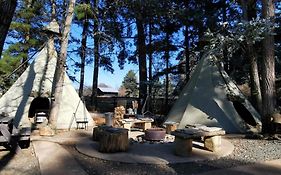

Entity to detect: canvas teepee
[0,22,94,129]
[165,53,261,133]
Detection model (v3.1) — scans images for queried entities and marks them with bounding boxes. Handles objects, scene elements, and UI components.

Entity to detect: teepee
[0,21,94,129]
[165,53,261,133]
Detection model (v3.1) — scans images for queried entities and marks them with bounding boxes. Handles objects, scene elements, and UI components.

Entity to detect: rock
[39,126,55,136]
[272,113,281,124]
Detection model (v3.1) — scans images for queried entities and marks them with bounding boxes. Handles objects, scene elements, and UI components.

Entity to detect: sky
[68,24,139,90]
[72,60,138,90]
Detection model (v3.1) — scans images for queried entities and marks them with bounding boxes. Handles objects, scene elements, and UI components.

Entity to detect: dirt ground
[0,144,40,175]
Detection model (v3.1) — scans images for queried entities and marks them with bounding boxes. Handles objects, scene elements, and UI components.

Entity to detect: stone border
[76,138,234,164]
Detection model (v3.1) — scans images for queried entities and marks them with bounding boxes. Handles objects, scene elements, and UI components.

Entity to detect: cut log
[165,122,178,134]
[99,128,129,153]
[174,137,193,156]
[92,125,111,141]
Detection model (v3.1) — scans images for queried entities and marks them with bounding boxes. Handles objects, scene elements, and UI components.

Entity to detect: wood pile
[113,106,125,127]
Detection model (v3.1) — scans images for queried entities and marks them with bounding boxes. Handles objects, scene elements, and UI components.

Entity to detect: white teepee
[0,41,94,129]
[165,53,261,133]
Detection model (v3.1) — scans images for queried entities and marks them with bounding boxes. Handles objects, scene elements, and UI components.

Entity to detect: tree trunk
[20,0,33,74]
[222,0,230,73]
[184,24,190,81]
[240,0,262,113]
[136,16,147,112]
[148,22,153,112]
[248,43,262,113]
[0,0,17,58]
[91,0,99,110]
[79,12,89,97]
[183,1,190,81]
[49,0,76,128]
[261,0,276,133]
[165,32,170,113]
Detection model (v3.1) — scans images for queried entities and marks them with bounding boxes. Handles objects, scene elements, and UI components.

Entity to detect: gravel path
[63,134,281,175]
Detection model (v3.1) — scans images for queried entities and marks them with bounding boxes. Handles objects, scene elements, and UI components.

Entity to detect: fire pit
[144,128,166,141]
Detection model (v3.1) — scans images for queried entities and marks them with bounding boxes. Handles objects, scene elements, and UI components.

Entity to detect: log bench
[171,127,225,156]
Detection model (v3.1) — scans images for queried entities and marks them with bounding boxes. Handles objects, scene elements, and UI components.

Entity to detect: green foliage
[205,18,277,58]
[1,0,50,92]
[74,3,95,20]
[10,22,31,32]
[121,70,138,97]
[0,55,21,94]
[150,77,175,98]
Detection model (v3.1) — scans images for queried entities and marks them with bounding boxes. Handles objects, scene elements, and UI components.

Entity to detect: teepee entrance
[28,97,50,123]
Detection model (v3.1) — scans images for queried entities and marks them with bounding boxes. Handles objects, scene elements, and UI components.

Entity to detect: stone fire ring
[144,128,166,141]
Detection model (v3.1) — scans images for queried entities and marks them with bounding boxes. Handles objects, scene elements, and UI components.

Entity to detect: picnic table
[0,115,31,151]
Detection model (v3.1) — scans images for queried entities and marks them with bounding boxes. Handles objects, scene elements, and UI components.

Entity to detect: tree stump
[174,137,193,156]
[99,128,129,153]
[92,125,112,141]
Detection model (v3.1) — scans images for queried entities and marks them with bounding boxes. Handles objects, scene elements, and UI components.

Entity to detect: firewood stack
[113,106,126,127]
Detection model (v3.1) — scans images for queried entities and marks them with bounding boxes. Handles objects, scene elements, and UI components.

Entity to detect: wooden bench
[171,127,225,156]
[73,113,88,130]
[164,122,179,134]
[76,120,88,130]
[122,118,154,131]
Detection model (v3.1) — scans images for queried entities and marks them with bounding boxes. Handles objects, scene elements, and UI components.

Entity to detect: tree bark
[91,0,99,110]
[261,0,276,133]
[49,0,76,128]
[0,0,17,58]
[136,15,147,112]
